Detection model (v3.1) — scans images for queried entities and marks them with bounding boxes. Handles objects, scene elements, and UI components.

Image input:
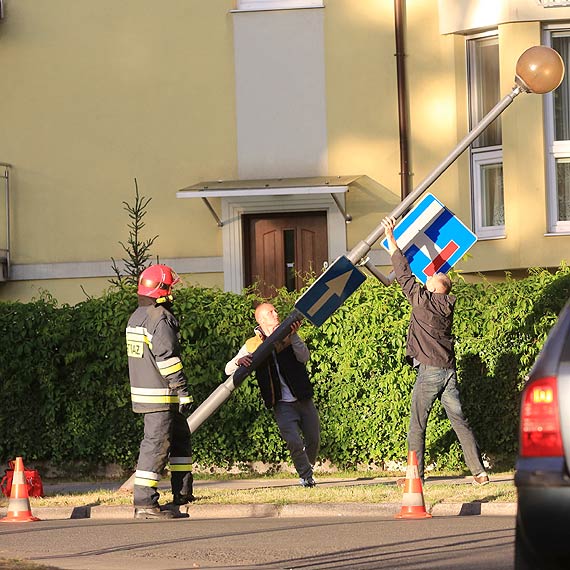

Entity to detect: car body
[515,300,570,569]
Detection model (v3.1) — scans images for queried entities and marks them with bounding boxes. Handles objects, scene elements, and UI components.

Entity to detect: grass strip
[7,476,516,509]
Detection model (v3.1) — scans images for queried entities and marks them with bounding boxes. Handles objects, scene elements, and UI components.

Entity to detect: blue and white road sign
[295,255,366,327]
[381,193,477,284]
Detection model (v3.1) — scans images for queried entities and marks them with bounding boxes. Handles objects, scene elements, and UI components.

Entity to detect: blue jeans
[273,399,320,480]
[407,364,485,480]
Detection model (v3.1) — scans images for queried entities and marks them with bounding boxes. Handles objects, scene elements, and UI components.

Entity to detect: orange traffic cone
[1,457,40,523]
[395,450,432,519]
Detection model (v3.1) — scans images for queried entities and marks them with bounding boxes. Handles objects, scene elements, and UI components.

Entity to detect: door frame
[221,193,347,293]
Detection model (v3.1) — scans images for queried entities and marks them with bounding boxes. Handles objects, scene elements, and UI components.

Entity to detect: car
[515,299,570,570]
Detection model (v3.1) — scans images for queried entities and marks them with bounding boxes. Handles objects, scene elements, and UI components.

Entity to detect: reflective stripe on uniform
[126,326,153,346]
[134,470,161,488]
[130,386,179,404]
[131,394,179,404]
[126,326,153,357]
[131,387,176,396]
[157,356,183,376]
[126,326,152,341]
[167,457,192,472]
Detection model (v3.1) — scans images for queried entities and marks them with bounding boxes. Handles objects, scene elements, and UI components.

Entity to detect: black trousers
[133,410,193,508]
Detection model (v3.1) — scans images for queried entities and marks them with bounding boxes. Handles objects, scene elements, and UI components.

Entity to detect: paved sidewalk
[0,474,516,521]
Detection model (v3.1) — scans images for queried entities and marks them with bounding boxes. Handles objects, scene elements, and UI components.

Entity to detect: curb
[0,502,516,521]
[430,502,516,517]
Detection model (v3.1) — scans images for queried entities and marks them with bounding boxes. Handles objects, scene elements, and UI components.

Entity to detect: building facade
[1,0,569,304]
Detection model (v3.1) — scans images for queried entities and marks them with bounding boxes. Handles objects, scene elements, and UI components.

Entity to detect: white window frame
[467,31,505,240]
[549,140,570,233]
[471,147,505,239]
[544,25,570,234]
[539,1,570,7]
[234,0,324,12]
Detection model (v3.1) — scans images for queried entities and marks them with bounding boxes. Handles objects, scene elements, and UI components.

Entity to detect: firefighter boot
[134,506,176,520]
[173,493,196,506]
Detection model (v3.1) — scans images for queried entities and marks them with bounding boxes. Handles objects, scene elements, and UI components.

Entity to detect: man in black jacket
[383,217,489,486]
[225,303,319,487]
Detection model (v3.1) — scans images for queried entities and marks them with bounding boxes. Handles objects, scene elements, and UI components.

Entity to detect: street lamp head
[515,45,565,94]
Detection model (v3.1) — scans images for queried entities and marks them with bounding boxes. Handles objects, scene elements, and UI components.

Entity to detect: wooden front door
[244,211,328,298]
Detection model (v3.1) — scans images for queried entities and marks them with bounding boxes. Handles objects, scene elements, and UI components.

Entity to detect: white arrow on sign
[306,269,352,317]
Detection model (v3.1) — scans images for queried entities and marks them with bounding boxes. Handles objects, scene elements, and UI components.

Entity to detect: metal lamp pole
[187,87,522,433]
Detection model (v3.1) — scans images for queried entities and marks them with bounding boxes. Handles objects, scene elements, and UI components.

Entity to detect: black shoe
[173,493,196,506]
[134,506,176,520]
[300,476,316,488]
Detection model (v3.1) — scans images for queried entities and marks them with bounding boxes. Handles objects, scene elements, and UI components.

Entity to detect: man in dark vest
[225,303,320,487]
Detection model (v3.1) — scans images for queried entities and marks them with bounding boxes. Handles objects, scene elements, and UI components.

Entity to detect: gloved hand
[237,354,253,368]
[178,396,192,416]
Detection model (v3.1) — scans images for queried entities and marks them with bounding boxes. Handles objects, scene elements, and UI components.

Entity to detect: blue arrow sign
[295,256,366,327]
[381,193,477,284]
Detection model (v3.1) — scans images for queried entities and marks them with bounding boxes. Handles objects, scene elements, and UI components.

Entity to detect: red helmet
[137,264,180,299]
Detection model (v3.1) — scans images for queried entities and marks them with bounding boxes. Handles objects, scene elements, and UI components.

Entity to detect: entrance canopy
[176,175,363,226]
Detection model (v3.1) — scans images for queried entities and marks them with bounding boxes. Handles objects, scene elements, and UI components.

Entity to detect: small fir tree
[110,178,159,288]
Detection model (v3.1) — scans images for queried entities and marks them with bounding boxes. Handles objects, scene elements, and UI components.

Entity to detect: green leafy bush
[1,265,569,475]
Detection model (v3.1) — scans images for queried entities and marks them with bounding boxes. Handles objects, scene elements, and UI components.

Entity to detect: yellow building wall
[1,1,569,305]
[0,273,224,306]
[325,0,400,249]
[325,0,466,262]
[0,0,236,302]
[406,1,462,213]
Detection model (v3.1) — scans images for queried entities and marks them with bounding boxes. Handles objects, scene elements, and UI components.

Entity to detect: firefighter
[125,264,194,519]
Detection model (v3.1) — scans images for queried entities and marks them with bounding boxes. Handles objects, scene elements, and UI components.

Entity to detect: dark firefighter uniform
[126,298,193,511]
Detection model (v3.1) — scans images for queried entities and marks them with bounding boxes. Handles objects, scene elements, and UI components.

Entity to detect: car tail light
[521,376,563,457]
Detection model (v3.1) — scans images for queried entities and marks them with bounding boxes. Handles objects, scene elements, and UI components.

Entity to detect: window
[235,0,324,11]
[467,33,505,239]
[545,28,570,233]
[472,149,504,234]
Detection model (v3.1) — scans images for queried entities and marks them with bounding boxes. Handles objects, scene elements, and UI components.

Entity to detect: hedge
[1,264,569,476]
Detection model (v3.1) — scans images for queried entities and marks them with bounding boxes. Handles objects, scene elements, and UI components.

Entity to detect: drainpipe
[0,162,10,280]
[394,0,412,199]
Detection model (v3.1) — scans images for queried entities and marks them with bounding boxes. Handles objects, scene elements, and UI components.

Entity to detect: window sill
[475,234,506,241]
[544,232,570,236]
[230,6,324,13]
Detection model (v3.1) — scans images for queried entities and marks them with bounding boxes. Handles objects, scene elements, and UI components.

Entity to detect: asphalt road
[0,514,515,570]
